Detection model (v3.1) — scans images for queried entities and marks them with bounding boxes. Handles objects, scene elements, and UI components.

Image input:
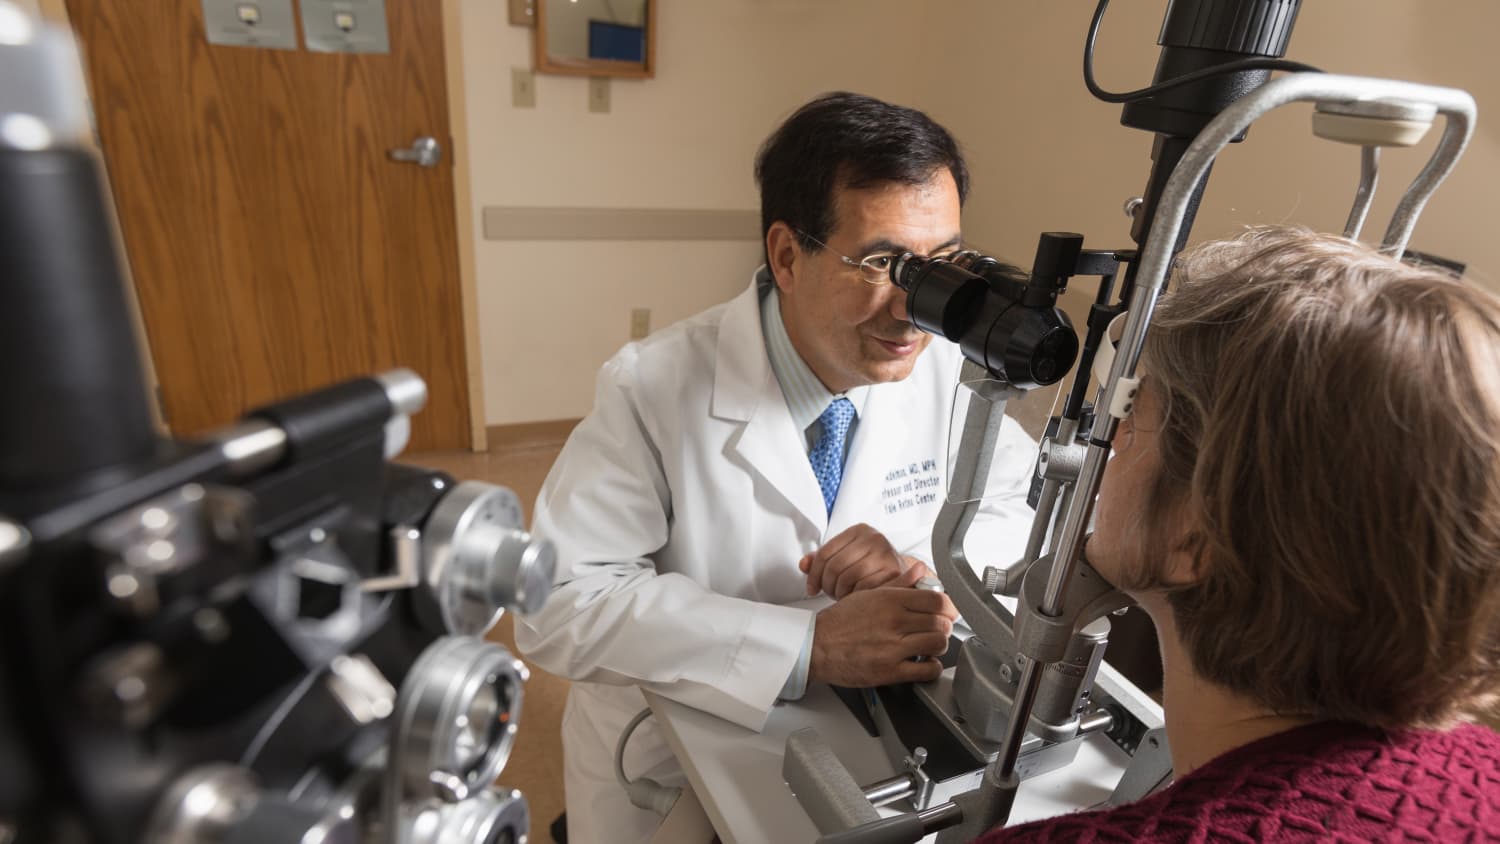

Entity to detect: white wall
[460,0,1500,426]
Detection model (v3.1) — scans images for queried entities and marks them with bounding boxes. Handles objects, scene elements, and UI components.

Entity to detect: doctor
[515,92,1039,843]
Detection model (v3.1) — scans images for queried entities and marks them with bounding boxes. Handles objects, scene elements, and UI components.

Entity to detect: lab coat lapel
[827,379,910,539]
[713,283,828,531]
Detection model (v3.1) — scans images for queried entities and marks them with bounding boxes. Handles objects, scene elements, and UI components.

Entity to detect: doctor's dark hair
[1120,226,1500,730]
[755,92,969,264]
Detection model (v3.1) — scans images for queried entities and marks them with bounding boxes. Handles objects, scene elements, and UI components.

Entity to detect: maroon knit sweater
[976,721,1500,843]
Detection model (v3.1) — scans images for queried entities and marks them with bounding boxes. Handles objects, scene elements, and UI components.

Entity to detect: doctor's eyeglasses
[796,230,964,286]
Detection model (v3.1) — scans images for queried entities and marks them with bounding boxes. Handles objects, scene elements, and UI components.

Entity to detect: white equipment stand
[645,659,1156,843]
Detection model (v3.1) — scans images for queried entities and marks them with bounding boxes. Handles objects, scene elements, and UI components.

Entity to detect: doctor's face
[769,171,961,394]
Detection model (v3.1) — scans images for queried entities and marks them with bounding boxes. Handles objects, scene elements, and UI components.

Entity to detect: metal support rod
[1022,415,1078,569]
[1078,708,1115,735]
[1051,482,1077,559]
[1344,145,1380,239]
[1020,477,1061,571]
[863,775,917,808]
[915,802,966,833]
[815,798,965,844]
[1006,417,1081,595]
[1040,445,1112,611]
[993,657,1044,779]
[1382,109,1473,250]
[1060,267,1120,421]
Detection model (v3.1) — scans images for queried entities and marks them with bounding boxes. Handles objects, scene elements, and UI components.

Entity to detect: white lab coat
[514,280,1039,843]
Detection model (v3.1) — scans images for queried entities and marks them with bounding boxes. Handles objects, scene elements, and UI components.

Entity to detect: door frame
[40,0,490,452]
[439,0,490,452]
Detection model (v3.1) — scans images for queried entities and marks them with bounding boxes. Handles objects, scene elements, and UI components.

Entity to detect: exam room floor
[406,423,577,843]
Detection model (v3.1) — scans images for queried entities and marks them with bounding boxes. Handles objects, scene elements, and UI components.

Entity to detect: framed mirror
[535,0,656,79]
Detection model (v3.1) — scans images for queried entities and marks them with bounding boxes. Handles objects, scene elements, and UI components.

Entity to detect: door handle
[388,136,442,168]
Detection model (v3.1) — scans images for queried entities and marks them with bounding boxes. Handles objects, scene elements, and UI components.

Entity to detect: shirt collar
[757,269,870,431]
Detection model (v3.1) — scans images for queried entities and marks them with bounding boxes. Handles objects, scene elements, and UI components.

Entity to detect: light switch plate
[589,77,611,114]
[301,0,390,54]
[512,67,536,109]
[201,0,298,50]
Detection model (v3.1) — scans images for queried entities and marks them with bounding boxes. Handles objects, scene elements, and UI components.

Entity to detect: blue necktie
[810,397,856,515]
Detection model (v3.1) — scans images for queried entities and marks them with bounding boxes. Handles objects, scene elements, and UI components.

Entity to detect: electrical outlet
[589,77,611,114]
[512,67,536,109]
[630,308,650,339]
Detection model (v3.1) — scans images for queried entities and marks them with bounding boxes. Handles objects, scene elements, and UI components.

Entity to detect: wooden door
[65,0,472,450]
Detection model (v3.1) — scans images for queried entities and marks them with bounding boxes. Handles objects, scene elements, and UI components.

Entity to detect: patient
[980,227,1500,842]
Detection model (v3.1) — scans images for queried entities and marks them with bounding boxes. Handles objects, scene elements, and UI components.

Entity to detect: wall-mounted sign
[201,0,298,50]
[301,0,391,54]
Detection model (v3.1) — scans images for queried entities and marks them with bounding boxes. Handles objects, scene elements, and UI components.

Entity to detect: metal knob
[491,527,556,616]
[389,136,441,168]
[423,481,557,636]
[404,787,530,844]
[982,566,1005,594]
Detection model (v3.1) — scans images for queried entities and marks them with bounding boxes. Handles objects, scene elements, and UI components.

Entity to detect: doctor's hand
[808,587,958,687]
[799,523,932,599]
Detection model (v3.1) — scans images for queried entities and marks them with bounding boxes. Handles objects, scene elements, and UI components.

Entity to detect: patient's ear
[1159,527,1207,589]
[766,222,800,292]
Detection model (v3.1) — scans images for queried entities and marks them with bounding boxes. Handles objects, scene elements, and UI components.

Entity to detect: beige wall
[923,1,1499,287]
[460,0,1499,426]
[456,0,922,425]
